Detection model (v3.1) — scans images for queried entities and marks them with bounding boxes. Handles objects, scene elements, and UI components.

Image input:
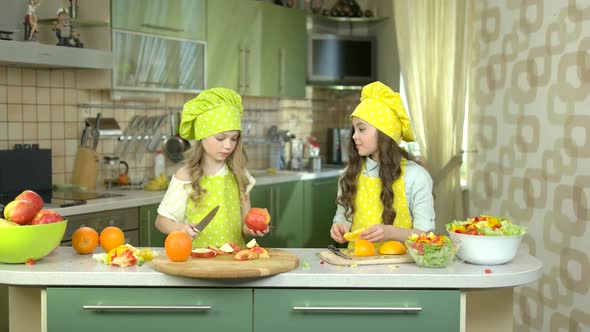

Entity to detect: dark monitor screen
[310,37,375,83]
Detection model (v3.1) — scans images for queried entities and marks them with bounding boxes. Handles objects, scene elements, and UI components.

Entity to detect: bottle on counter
[154,149,165,177]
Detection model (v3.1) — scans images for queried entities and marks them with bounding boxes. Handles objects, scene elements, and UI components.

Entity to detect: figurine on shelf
[52,7,83,48]
[24,0,41,41]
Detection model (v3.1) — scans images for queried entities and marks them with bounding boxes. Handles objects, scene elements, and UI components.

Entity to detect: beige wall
[469,1,590,331]
[0,65,355,187]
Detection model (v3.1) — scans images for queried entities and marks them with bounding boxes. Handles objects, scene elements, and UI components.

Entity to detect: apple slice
[250,246,270,259]
[191,248,217,258]
[233,249,259,261]
[219,242,236,253]
[246,238,258,249]
[207,245,227,255]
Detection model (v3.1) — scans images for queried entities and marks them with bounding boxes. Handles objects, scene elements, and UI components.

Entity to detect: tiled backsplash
[0,65,356,187]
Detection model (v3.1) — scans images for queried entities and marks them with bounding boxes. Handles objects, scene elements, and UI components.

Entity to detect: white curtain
[393,0,476,230]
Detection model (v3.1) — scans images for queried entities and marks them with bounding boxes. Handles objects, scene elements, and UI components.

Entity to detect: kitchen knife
[192,205,220,233]
[328,245,352,260]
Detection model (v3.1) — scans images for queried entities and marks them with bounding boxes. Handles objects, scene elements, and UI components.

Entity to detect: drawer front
[62,208,139,241]
[47,288,252,332]
[254,289,460,332]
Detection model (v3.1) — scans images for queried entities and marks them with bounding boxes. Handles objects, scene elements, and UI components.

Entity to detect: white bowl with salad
[446,215,526,265]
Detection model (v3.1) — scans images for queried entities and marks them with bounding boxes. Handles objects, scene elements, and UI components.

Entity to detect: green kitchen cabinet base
[250,181,304,248]
[8,287,514,332]
[139,204,167,247]
[254,289,461,332]
[303,176,339,248]
[46,288,252,332]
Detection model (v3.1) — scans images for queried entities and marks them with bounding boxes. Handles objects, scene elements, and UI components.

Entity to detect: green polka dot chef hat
[350,81,415,144]
[179,87,243,140]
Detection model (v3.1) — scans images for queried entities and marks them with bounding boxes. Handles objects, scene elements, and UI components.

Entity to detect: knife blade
[328,245,352,260]
[192,205,220,233]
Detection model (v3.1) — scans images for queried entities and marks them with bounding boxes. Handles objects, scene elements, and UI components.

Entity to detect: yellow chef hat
[350,81,415,144]
[179,88,243,140]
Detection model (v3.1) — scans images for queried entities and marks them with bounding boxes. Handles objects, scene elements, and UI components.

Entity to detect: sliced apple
[233,249,259,261]
[228,242,241,252]
[219,242,236,253]
[246,238,258,249]
[250,246,270,259]
[191,248,217,258]
[207,245,227,255]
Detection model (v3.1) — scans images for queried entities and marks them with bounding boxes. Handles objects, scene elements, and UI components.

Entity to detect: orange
[343,228,366,241]
[164,231,192,262]
[99,226,125,252]
[354,239,375,257]
[378,241,406,255]
[72,226,99,254]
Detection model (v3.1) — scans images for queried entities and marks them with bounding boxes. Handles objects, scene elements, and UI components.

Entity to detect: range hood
[0,41,112,69]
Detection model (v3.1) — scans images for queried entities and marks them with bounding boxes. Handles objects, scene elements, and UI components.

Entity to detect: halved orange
[378,241,406,255]
[344,228,366,241]
[354,239,375,256]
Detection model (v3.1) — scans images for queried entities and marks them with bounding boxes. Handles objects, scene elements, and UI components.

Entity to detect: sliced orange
[378,241,406,255]
[343,228,366,241]
[354,239,375,256]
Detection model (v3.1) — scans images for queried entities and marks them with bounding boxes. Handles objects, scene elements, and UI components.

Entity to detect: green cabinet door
[206,0,262,92]
[112,0,206,40]
[303,176,339,247]
[47,288,252,332]
[139,204,167,247]
[250,181,303,248]
[278,7,307,98]
[254,289,461,332]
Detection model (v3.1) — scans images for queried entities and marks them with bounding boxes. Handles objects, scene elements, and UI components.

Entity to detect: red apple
[207,245,227,255]
[15,190,44,213]
[31,209,64,225]
[191,248,217,258]
[3,200,37,225]
[245,208,270,232]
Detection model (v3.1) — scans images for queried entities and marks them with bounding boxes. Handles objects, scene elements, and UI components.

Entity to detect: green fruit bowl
[0,220,67,264]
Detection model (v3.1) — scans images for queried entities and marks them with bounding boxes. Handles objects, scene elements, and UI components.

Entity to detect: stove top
[0,190,123,208]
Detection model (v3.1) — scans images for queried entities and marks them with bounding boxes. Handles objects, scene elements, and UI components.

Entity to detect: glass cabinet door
[113,30,205,92]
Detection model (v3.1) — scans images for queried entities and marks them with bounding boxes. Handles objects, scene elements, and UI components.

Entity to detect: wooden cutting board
[319,249,414,266]
[152,249,299,279]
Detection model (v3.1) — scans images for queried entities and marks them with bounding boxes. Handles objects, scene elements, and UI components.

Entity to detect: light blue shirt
[333,157,435,232]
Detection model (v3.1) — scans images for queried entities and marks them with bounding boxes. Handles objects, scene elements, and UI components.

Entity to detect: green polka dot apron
[185,171,245,248]
[348,158,412,249]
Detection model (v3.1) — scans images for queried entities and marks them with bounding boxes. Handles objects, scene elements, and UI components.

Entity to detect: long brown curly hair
[183,137,250,205]
[336,128,415,225]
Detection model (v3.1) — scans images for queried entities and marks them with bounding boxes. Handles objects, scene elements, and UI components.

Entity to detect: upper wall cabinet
[111,0,206,41]
[207,0,306,98]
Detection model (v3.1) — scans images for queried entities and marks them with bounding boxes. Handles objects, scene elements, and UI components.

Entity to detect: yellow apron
[349,159,412,249]
[185,171,245,248]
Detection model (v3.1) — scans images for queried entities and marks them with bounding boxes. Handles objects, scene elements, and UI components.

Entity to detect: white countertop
[54,169,343,216]
[0,248,542,289]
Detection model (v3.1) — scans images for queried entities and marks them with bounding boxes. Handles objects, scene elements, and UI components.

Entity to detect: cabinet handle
[292,306,422,313]
[146,209,152,247]
[245,48,251,89]
[278,48,285,93]
[312,181,336,187]
[82,305,212,312]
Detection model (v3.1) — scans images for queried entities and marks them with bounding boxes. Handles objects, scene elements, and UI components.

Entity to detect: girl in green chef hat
[155,88,268,248]
[330,81,435,249]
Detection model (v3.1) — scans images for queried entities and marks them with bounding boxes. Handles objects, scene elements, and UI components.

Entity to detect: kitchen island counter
[1,248,542,332]
[0,248,541,289]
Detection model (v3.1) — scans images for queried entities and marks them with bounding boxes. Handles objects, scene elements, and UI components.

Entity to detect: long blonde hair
[183,136,249,205]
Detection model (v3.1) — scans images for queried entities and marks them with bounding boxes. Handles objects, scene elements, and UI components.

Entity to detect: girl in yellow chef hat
[155,88,268,249]
[330,81,435,249]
